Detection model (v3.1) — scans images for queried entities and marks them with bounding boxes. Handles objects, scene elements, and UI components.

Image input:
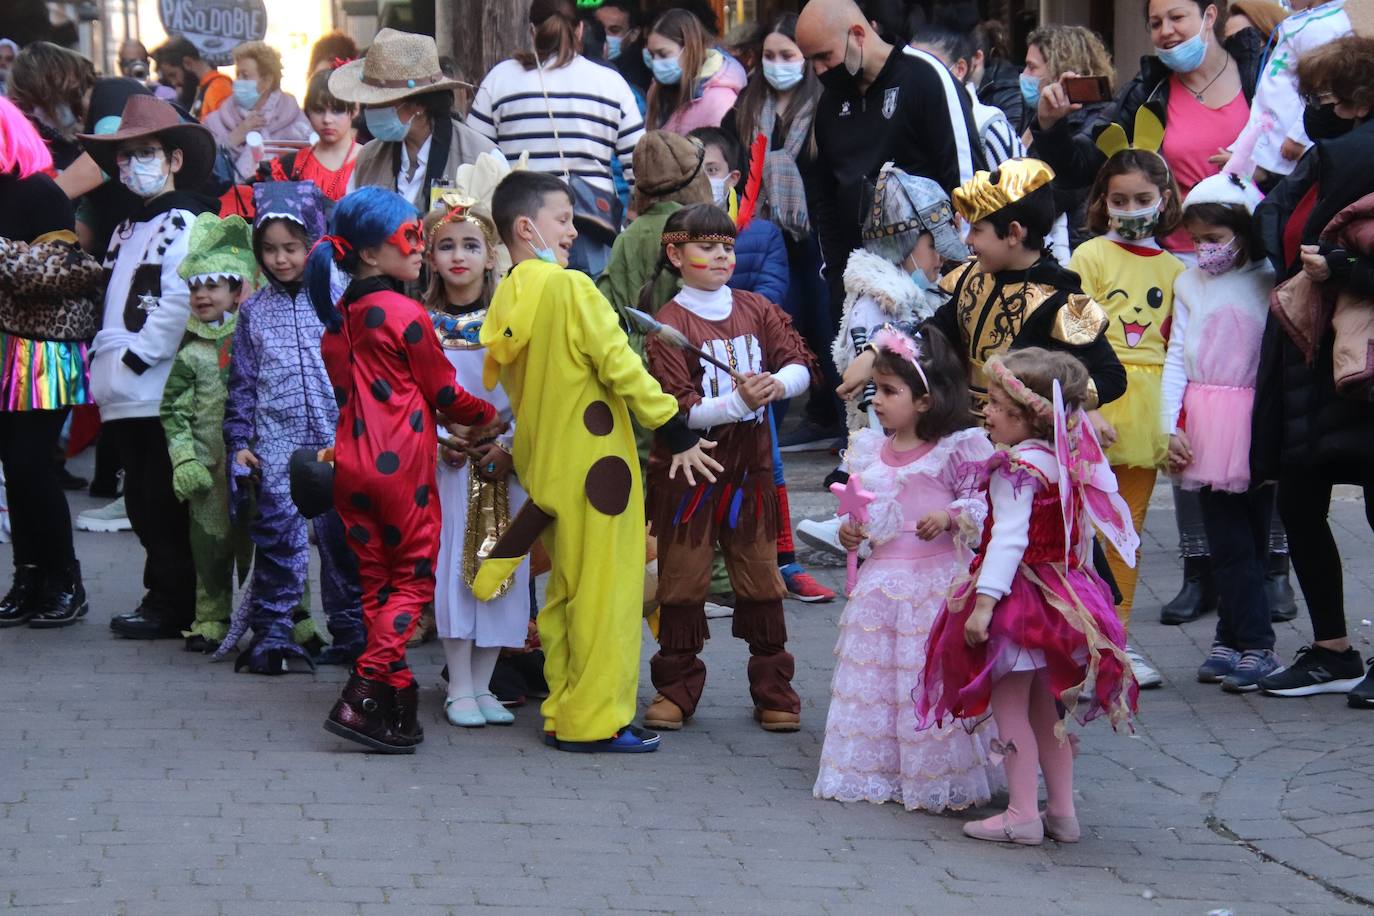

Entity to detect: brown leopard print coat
[0,232,101,342]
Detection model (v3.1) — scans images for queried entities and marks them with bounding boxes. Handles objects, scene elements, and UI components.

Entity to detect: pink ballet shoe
[1040,812,1081,843]
[962,813,1044,846]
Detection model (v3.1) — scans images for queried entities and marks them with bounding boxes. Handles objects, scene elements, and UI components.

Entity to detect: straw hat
[329,29,463,106]
[76,94,216,187]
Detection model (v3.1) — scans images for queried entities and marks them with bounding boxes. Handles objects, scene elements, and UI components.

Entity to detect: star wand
[830,473,875,596]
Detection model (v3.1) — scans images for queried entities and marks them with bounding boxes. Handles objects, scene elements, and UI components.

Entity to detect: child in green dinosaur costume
[160,213,257,652]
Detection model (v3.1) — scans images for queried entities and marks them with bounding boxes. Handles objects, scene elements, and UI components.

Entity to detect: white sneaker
[796,517,845,558]
[75,496,132,533]
[704,601,733,619]
[1125,645,1163,690]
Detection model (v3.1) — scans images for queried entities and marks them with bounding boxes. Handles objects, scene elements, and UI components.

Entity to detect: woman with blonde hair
[204,41,311,180]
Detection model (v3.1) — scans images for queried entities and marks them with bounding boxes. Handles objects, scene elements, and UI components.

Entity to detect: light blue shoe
[476,692,515,725]
[444,696,486,728]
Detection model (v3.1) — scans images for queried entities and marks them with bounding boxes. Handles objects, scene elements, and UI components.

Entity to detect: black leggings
[1276,471,1374,642]
[0,408,75,573]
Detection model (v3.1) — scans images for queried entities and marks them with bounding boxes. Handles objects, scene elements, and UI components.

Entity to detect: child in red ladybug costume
[306,187,499,754]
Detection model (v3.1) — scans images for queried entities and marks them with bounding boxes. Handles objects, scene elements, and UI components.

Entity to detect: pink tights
[985,670,1075,824]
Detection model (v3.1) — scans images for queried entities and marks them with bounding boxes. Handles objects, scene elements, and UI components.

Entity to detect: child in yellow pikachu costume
[472,171,720,753]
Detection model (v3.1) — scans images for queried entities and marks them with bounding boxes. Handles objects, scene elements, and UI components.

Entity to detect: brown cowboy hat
[328,29,464,107]
[77,94,216,187]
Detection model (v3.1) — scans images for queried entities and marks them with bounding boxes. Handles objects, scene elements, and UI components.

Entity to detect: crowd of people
[1,0,1372,847]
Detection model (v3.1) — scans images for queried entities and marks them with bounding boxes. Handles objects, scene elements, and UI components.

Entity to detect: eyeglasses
[1301,92,1339,108]
[386,220,425,256]
[114,147,165,167]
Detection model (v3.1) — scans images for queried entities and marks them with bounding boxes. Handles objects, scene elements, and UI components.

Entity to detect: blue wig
[305,186,420,331]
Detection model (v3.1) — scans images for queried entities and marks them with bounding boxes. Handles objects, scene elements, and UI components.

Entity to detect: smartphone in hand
[1063,75,1111,104]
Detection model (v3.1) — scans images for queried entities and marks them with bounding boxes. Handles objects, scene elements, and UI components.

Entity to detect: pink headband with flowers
[985,355,1054,420]
[871,325,929,393]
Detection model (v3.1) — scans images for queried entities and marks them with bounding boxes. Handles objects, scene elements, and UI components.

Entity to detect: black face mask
[817,34,862,95]
[1304,102,1354,141]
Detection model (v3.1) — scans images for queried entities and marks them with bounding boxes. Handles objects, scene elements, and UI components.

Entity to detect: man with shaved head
[796,0,984,319]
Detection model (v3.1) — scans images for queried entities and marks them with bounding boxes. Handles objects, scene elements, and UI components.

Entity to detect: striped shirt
[467,56,645,194]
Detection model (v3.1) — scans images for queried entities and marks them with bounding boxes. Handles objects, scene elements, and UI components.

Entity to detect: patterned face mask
[1196,238,1240,277]
[1107,200,1162,241]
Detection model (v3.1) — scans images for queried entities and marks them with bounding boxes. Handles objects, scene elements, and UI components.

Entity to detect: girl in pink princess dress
[916,347,1140,846]
[814,326,1003,813]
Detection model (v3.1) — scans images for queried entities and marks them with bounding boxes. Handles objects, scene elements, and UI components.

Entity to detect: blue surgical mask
[763,61,805,92]
[1156,28,1207,73]
[364,104,414,143]
[1020,74,1041,111]
[528,222,558,264]
[911,268,936,293]
[651,55,683,86]
[232,79,261,111]
[606,35,623,60]
[120,156,170,199]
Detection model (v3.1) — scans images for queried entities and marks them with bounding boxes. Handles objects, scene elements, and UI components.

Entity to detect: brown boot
[754,707,801,733]
[393,681,424,744]
[323,674,417,754]
[406,603,436,647]
[643,693,685,730]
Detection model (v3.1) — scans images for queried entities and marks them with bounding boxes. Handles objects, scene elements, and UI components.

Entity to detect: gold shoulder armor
[939,259,977,296]
[1052,294,1109,347]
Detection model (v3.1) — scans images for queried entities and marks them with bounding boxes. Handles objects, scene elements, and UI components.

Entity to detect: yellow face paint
[687,257,711,270]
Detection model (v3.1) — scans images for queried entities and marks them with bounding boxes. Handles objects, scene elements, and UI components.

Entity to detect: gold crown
[952,158,1056,225]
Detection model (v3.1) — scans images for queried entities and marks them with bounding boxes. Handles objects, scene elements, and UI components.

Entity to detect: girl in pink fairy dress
[917,347,1140,845]
[814,326,1003,812]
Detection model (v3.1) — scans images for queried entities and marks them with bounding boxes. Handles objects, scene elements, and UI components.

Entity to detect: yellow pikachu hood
[480,258,558,390]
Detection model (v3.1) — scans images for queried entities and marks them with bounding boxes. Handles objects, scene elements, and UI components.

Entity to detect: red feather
[736,132,768,231]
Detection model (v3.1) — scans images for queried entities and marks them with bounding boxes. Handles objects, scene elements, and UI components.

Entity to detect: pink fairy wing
[1053,384,1076,566]
[1071,404,1141,566]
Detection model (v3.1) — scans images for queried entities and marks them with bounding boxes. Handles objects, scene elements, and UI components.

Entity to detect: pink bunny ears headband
[985,355,1054,421]
[871,325,929,393]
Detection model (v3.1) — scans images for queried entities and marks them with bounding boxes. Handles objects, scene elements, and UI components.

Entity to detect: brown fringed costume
[646,287,814,719]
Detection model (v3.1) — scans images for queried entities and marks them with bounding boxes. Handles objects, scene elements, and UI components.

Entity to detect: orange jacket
[195,70,232,122]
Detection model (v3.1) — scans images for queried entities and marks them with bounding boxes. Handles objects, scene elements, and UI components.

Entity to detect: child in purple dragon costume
[215,181,364,673]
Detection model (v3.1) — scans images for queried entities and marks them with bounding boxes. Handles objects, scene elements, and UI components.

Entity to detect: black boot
[1266,553,1299,622]
[1160,555,1218,625]
[0,565,43,628]
[28,561,88,629]
[393,681,424,744]
[323,674,417,754]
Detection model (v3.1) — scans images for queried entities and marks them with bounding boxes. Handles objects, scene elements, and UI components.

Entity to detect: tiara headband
[430,192,497,250]
[870,325,929,393]
[985,355,1053,421]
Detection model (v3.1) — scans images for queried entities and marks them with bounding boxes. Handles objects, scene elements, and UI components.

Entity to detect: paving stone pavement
[1,449,1372,915]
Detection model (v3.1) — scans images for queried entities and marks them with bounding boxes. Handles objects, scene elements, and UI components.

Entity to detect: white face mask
[120,156,171,198]
[709,176,730,207]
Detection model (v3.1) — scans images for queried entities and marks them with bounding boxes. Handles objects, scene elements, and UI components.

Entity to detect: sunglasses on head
[386,220,425,256]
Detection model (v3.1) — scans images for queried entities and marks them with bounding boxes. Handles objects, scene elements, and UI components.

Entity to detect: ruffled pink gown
[814,428,1005,812]
[916,443,1139,735]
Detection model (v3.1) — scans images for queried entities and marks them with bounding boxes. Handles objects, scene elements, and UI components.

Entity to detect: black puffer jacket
[1252,119,1374,483]
[978,57,1025,129]
[1029,26,1264,191]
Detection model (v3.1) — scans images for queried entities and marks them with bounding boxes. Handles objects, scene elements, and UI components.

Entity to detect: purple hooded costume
[215,182,364,672]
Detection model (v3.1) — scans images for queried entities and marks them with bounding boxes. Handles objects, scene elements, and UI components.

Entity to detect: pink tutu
[916,562,1137,736]
[1179,382,1253,493]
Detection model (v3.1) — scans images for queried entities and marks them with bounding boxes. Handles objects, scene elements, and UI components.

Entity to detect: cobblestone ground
[2,449,1372,915]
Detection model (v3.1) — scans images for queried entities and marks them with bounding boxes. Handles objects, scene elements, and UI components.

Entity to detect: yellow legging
[1104,466,1157,630]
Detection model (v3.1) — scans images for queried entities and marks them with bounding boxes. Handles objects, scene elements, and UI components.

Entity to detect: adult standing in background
[334,29,496,213]
[6,41,96,170]
[643,9,747,135]
[793,0,985,450]
[595,0,652,96]
[468,0,644,276]
[204,42,311,182]
[152,36,232,122]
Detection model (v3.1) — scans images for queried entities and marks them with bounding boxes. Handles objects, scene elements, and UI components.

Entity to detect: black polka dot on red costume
[403,321,424,344]
[334,386,348,408]
[436,386,456,407]
[376,584,394,606]
[350,492,371,511]
[376,451,399,474]
[392,612,413,635]
[348,524,371,544]
[352,416,365,438]
[382,525,402,546]
[371,378,392,401]
[364,306,386,328]
[414,558,433,579]
[414,484,430,507]
[409,409,424,432]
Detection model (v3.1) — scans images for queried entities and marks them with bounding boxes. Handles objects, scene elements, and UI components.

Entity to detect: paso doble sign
[159,0,267,66]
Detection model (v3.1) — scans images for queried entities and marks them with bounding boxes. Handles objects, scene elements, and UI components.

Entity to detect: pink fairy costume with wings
[916,376,1140,736]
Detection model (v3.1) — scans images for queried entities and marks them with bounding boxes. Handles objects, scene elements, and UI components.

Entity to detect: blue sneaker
[555,724,661,754]
[1221,649,1282,693]
[1197,644,1240,683]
